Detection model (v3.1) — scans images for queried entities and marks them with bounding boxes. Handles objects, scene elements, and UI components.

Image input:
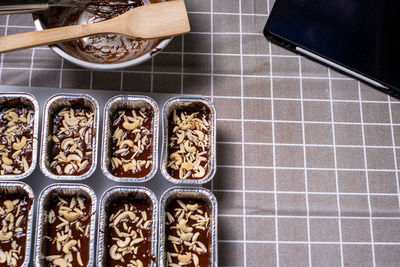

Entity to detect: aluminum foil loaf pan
[101,95,159,183]
[0,93,39,180]
[0,182,34,267]
[161,97,216,184]
[97,186,158,267]
[159,187,218,267]
[40,94,99,180]
[34,183,97,267]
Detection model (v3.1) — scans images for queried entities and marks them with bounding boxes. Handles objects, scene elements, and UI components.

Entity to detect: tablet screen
[266,0,400,90]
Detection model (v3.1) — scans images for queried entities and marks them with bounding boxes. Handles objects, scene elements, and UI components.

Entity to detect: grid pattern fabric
[1,0,400,266]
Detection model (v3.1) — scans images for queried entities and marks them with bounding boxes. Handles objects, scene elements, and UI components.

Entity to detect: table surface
[1,0,400,266]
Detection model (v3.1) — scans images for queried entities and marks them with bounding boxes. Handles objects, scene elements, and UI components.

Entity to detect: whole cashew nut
[169,152,183,166]
[109,244,122,260]
[61,138,74,150]
[63,211,80,222]
[67,154,81,163]
[184,140,196,153]
[117,237,131,248]
[64,164,73,174]
[1,154,13,166]
[123,120,140,130]
[113,211,136,226]
[63,114,79,127]
[6,111,18,122]
[53,258,67,267]
[177,252,192,263]
[0,231,12,241]
[194,130,204,141]
[181,162,193,171]
[12,136,27,150]
[193,166,205,178]
[178,219,193,233]
[4,200,14,213]
[180,232,193,241]
[119,140,134,149]
[62,239,77,254]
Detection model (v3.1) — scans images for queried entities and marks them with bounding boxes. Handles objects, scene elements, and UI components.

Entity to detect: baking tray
[0,86,206,267]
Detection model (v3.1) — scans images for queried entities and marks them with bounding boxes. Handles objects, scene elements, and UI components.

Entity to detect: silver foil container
[0,181,34,267]
[101,95,159,183]
[0,93,39,180]
[40,94,100,180]
[159,187,218,267]
[34,183,97,267]
[161,97,216,184]
[97,186,158,267]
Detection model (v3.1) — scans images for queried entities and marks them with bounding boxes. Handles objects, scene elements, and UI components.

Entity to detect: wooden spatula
[0,0,190,53]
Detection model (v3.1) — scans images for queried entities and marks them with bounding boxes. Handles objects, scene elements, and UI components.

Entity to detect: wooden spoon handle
[0,23,104,53]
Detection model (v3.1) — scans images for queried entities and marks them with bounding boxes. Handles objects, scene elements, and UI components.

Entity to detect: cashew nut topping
[136,259,143,267]
[178,219,193,233]
[0,231,12,241]
[181,162,193,171]
[53,258,68,267]
[6,111,19,122]
[109,244,122,260]
[119,139,134,149]
[63,114,79,127]
[123,162,137,172]
[169,152,183,166]
[177,252,192,263]
[193,254,199,267]
[0,251,6,264]
[184,140,196,153]
[63,211,80,222]
[177,132,185,144]
[193,166,205,178]
[180,232,193,241]
[194,130,205,141]
[122,120,140,130]
[113,211,136,226]
[62,239,77,254]
[61,138,74,150]
[66,154,81,163]
[186,203,199,211]
[4,200,14,213]
[1,154,13,166]
[12,136,27,150]
[64,164,73,174]
[117,237,131,248]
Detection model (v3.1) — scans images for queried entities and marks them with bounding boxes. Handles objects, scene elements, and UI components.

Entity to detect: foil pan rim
[160,97,217,184]
[0,181,35,267]
[0,93,39,180]
[101,95,159,183]
[97,186,158,267]
[39,94,100,180]
[34,183,97,267]
[158,186,218,267]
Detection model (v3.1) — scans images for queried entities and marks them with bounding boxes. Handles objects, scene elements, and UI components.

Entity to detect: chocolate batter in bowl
[33,0,172,70]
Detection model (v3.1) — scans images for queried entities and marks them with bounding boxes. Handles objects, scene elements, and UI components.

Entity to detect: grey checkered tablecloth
[1,0,400,266]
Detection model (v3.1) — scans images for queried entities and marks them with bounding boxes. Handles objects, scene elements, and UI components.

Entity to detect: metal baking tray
[0,86,212,267]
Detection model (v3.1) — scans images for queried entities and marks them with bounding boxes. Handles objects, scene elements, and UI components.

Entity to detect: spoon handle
[0,22,105,53]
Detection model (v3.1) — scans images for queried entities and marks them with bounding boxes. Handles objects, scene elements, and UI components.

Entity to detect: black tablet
[264,0,400,96]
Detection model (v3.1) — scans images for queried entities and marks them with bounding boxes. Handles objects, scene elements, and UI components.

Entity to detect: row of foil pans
[0,93,216,185]
[0,182,217,267]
